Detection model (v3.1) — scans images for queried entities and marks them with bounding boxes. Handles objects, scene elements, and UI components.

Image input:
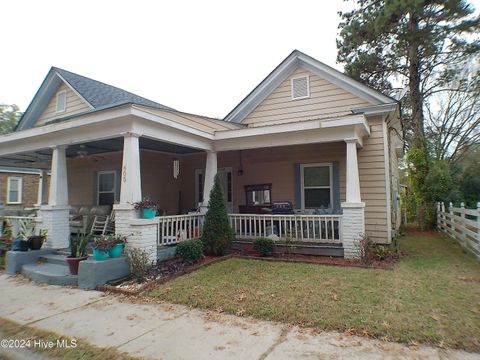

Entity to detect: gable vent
[291,75,309,100]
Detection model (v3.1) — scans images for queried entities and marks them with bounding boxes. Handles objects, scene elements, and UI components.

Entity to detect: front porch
[0,104,370,260]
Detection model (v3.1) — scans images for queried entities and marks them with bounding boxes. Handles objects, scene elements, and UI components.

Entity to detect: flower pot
[66,256,88,275]
[29,236,45,250]
[93,248,109,261]
[12,239,29,251]
[109,243,124,258]
[142,208,156,219]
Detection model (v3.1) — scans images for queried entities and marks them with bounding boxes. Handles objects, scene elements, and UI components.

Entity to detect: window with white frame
[56,90,67,113]
[97,171,116,206]
[301,164,332,208]
[291,75,310,100]
[7,177,22,204]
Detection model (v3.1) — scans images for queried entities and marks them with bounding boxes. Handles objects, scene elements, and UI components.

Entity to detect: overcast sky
[2,0,479,119]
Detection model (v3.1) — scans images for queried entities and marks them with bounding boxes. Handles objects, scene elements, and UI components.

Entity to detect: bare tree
[425,75,480,164]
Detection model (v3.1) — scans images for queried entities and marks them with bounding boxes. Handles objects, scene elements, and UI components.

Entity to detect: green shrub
[176,239,204,265]
[201,174,235,255]
[253,237,275,256]
[372,245,392,261]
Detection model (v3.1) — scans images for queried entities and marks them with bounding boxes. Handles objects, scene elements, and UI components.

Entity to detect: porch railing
[157,214,205,246]
[1,216,37,238]
[228,214,342,243]
[156,213,342,246]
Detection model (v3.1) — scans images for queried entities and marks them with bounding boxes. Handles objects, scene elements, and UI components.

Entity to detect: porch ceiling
[0,137,202,169]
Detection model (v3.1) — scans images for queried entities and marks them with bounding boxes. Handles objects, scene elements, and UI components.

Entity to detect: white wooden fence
[437,202,480,260]
[157,214,205,246]
[228,214,342,243]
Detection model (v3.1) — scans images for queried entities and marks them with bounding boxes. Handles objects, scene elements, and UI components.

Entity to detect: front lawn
[146,233,480,351]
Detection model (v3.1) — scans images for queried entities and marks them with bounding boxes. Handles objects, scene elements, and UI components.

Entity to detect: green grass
[146,233,480,351]
[0,317,138,360]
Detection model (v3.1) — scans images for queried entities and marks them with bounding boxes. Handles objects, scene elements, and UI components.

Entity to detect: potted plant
[133,198,159,219]
[108,234,127,258]
[12,219,33,251]
[29,229,48,250]
[92,236,113,261]
[66,232,90,275]
[0,218,13,255]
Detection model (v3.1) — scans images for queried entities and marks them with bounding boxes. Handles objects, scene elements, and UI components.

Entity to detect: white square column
[113,132,156,262]
[39,145,70,249]
[201,151,218,211]
[342,138,365,259]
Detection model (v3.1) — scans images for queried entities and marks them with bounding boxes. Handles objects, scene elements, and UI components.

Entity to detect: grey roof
[53,67,173,111]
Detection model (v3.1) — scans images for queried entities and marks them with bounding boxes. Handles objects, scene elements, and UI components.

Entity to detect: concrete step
[39,253,69,265]
[21,263,77,286]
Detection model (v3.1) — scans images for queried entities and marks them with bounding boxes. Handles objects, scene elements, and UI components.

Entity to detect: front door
[195,168,233,213]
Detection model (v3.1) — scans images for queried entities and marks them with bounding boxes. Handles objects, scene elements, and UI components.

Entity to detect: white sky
[1,0,479,119]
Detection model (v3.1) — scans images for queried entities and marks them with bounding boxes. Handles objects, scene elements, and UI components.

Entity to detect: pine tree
[337,0,479,228]
[200,174,234,255]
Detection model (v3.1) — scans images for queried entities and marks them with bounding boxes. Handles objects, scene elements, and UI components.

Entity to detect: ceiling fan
[75,144,105,162]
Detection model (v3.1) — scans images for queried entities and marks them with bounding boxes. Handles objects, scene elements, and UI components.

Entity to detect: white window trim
[56,90,67,113]
[300,163,333,209]
[97,170,116,205]
[7,177,22,204]
[195,167,233,208]
[291,75,310,100]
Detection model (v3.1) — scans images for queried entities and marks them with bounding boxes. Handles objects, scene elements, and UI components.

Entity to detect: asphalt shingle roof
[53,67,173,111]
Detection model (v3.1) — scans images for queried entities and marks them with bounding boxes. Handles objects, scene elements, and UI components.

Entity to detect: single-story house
[0,50,403,260]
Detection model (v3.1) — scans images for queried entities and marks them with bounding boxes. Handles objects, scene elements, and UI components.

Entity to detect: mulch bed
[97,254,234,295]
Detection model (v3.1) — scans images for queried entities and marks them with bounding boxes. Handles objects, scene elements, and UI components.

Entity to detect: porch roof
[0,103,370,165]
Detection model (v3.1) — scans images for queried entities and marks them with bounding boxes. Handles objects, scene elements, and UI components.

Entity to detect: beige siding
[36,82,91,127]
[243,67,371,127]
[358,116,389,244]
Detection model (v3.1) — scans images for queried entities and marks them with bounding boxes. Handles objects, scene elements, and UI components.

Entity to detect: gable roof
[224,50,396,123]
[16,67,173,130]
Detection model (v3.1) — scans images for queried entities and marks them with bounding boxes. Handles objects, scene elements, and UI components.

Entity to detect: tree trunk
[407,12,429,230]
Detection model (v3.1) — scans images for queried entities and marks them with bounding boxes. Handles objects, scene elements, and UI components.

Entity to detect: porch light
[173,158,180,179]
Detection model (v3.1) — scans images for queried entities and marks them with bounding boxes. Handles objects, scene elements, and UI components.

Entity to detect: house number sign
[123,166,127,182]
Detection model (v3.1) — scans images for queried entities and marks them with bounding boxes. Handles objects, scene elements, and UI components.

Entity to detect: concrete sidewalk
[0,274,478,360]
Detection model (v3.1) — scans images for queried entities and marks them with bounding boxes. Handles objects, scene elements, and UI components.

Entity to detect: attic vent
[56,90,67,113]
[291,75,309,100]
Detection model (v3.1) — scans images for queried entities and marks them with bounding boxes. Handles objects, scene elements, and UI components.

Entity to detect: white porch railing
[157,214,205,246]
[1,216,37,238]
[228,214,342,243]
[155,213,342,246]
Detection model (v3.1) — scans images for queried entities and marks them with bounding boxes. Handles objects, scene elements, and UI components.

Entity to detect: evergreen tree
[337,0,479,228]
[200,174,234,255]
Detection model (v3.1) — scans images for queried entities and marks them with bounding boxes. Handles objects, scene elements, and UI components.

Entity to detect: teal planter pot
[109,243,124,258]
[93,248,109,261]
[142,208,156,219]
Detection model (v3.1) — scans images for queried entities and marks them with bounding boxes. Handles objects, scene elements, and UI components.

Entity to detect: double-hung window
[97,171,116,206]
[301,163,332,209]
[7,177,22,204]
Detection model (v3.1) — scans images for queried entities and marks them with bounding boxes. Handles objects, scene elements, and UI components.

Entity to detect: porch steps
[20,252,77,286]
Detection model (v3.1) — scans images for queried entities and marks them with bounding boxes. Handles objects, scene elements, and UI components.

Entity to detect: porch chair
[105,210,115,234]
[90,215,110,235]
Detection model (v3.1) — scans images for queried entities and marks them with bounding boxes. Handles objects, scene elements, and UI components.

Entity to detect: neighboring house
[0,50,403,259]
[0,167,49,213]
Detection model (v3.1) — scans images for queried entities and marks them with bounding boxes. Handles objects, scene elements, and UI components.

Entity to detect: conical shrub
[201,174,234,255]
